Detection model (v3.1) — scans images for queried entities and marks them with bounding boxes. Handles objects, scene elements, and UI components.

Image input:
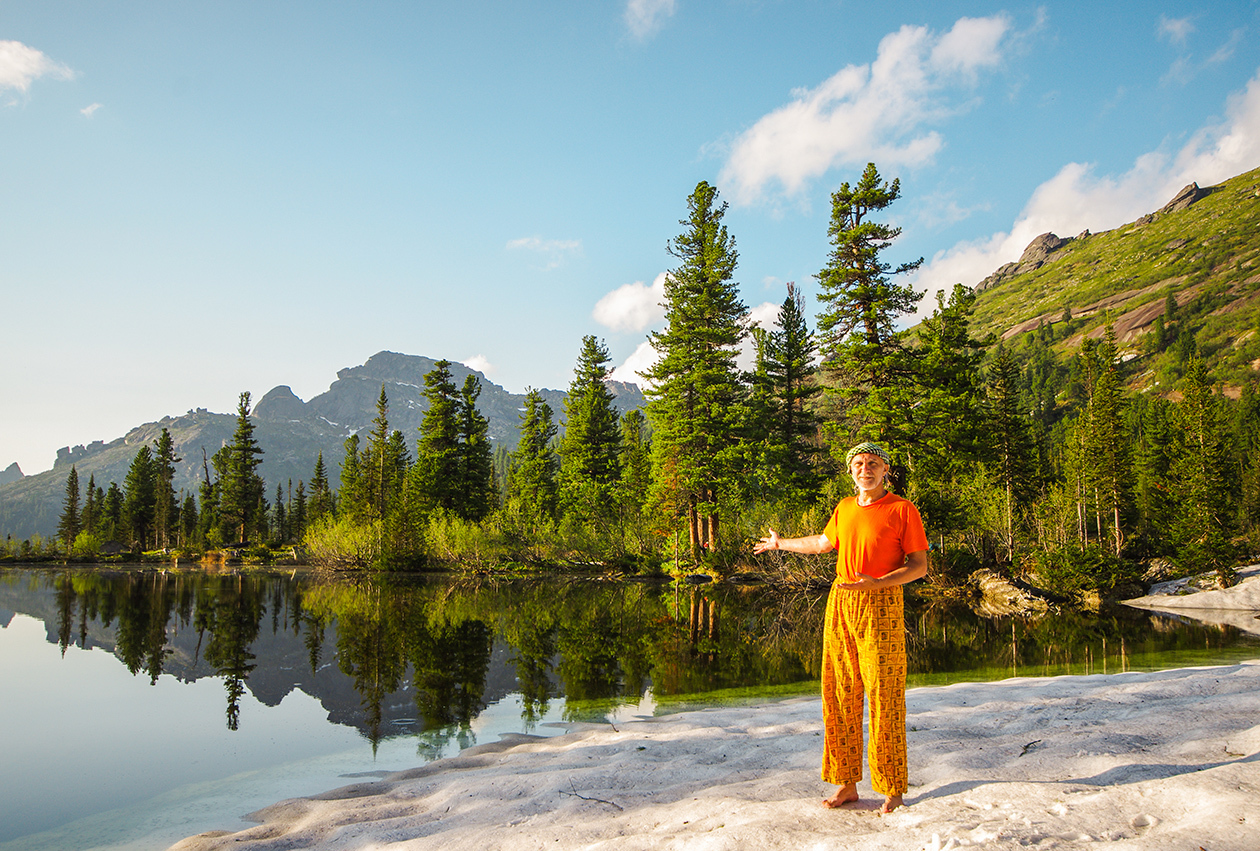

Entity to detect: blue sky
[3,1,1260,476]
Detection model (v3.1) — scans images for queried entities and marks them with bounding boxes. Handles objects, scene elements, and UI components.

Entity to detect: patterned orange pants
[820,584,907,795]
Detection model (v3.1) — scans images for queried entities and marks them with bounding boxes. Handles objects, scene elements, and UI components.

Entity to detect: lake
[1,565,1256,851]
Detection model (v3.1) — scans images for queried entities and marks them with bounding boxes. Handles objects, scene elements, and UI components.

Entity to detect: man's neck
[856,486,887,506]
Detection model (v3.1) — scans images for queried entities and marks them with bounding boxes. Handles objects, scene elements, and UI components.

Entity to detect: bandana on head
[846,441,892,467]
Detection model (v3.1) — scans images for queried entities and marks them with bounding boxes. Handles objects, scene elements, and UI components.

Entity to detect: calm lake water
[1,565,1256,851]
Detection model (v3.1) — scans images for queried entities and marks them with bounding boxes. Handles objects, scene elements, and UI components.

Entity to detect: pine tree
[985,346,1035,561]
[180,492,198,548]
[152,428,181,549]
[338,434,364,520]
[291,481,308,542]
[509,388,559,523]
[102,482,124,542]
[455,375,495,521]
[912,284,989,533]
[642,180,748,560]
[412,360,462,514]
[815,162,923,452]
[559,336,622,520]
[1170,357,1235,576]
[758,282,822,501]
[57,465,81,549]
[617,408,652,518]
[1086,327,1129,556]
[308,451,334,522]
[273,483,288,544]
[219,392,265,544]
[81,473,100,537]
[123,446,157,549]
[359,386,406,524]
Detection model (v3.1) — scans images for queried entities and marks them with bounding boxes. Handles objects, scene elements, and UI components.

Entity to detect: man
[754,441,927,814]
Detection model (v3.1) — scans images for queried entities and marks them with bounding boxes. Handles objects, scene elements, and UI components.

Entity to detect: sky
[4,1,1260,477]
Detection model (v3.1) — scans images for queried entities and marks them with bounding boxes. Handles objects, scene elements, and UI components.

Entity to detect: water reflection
[5,568,1258,746]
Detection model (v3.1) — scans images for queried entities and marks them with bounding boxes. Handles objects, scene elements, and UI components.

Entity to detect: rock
[1014,232,1071,275]
[1141,557,1177,585]
[254,385,308,421]
[967,568,1051,617]
[1159,182,1211,214]
[0,462,24,486]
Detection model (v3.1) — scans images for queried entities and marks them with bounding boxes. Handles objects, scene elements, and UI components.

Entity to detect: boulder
[967,568,1051,617]
[1159,182,1211,214]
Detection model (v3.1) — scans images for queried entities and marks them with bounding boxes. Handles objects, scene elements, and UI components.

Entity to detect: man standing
[754,441,927,814]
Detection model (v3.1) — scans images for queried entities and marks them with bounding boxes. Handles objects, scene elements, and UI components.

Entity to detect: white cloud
[610,339,659,386]
[747,300,781,330]
[462,354,494,375]
[505,236,581,270]
[909,66,1260,319]
[593,272,667,333]
[719,15,1012,204]
[625,0,676,40]
[80,102,102,118]
[0,40,74,98]
[1157,15,1195,45]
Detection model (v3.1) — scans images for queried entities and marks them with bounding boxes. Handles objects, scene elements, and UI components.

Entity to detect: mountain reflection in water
[7,567,1258,742]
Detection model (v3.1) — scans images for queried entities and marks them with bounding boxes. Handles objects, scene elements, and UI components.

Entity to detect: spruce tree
[102,482,124,542]
[509,388,559,523]
[559,336,622,520]
[642,180,747,560]
[57,465,81,549]
[81,473,100,537]
[760,282,822,500]
[219,391,265,544]
[913,284,989,533]
[455,375,495,521]
[291,481,308,541]
[308,451,334,522]
[985,346,1035,561]
[152,428,181,549]
[815,162,923,453]
[412,360,462,514]
[123,446,157,549]
[338,434,364,519]
[1086,327,1129,556]
[360,386,405,524]
[1171,357,1234,577]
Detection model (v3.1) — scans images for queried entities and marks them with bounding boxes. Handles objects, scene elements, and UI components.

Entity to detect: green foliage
[1032,546,1138,598]
[643,180,748,561]
[57,466,81,548]
[815,162,923,452]
[219,392,265,544]
[559,335,622,523]
[303,514,383,568]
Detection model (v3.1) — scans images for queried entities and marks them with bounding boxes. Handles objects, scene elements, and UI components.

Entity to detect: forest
[14,165,1260,598]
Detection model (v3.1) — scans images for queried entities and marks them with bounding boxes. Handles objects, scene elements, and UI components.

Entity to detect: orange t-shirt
[821,492,928,582]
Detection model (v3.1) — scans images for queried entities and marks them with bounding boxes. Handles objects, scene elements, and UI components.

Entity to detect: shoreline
[171,660,1260,851]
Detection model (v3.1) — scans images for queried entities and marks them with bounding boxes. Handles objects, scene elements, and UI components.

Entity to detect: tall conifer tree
[815,162,923,453]
[643,180,747,560]
[509,388,559,523]
[559,336,622,520]
[219,392,265,544]
[57,465,81,549]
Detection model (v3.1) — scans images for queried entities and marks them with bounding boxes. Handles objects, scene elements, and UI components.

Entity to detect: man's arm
[754,528,833,555]
[835,549,928,590]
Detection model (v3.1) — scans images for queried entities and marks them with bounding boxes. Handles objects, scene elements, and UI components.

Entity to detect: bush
[1031,545,1138,597]
[303,515,382,568]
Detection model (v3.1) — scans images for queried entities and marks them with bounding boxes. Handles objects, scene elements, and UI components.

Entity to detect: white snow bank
[1124,563,1260,636]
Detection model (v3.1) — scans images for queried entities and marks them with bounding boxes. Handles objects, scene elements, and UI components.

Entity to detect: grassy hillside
[966,166,1260,393]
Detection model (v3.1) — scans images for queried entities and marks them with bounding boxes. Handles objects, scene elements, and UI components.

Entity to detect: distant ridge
[964,166,1260,392]
[0,351,645,539]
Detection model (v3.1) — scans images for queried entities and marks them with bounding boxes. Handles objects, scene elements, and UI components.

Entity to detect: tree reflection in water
[22,568,1258,750]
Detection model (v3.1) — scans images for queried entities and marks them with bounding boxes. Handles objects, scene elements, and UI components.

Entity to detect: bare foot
[879,794,903,814]
[822,783,859,809]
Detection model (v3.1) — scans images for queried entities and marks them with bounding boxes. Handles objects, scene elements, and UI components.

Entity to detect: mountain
[964,165,1260,392]
[0,351,645,540]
